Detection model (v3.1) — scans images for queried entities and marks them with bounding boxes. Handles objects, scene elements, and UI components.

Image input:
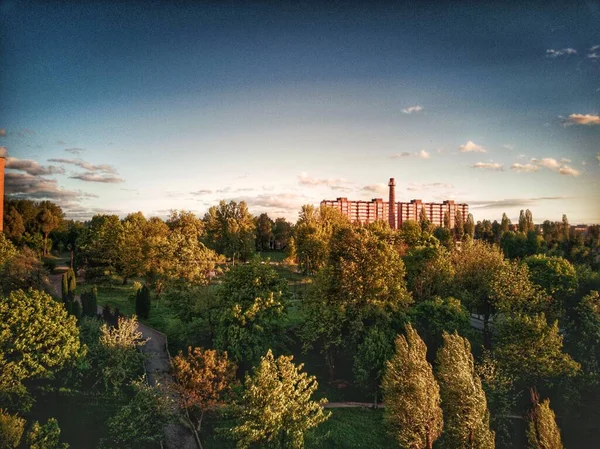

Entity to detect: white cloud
[558,166,580,177]
[361,183,388,194]
[563,114,600,126]
[546,48,577,58]
[402,105,423,114]
[406,182,454,191]
[459,141,487,153]
[532,158,561,170]
[417,149,430,159]
[510,163,540,173]
[298,172,349,188]
[503,144,515,150]
[471,162,503,171]
[389,152,411,158]
[190,189,213,196]
[48,158,118,173]
[70,173,124,183]
[560,158,571,163]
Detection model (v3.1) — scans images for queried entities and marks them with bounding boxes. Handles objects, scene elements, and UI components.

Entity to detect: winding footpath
[49,272,196,449]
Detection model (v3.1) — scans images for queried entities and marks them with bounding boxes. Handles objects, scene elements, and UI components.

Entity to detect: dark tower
[388,177,396,229]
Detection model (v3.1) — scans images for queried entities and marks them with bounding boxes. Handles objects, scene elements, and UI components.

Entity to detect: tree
[272,218,292,250]
[3,207,25,243]
[102,380,172,449]
[382,325,443,449]
[454,210,464,240]
[404,246,454,303]
[171,347,236,448]
[566,290,600,376]
[410,297,471,359]
[0,235,17,268]
[526,390,564,449]
[255,213,274,251]
[302,226,412,380]
[489,261,545,316]
[135,285,151,319]
[26,418,68,449]
[94,316,146,394]
[436,332,495,449]
[0,408,25,448]
[81,287,98,318]
[36,205,63,256]
[77,214,123,280]
[464,213,475,239]
[117,212,147,283]
[561,214,570,243]
[419,207,431,232]
[215,259,288,367]
[0,248,51,296]
[353,327,394,406]
[500,213,510,236]
[444,209,451,229]
[232,350,330,449]
[203,200,256,263]
[0,289,80,390]
[519,210,526,233]
[452,240,505,347]
[494,313,579,388]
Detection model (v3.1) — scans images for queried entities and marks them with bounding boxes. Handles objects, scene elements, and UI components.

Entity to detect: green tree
[302,226,412,380]
[404,246,454,303]
[232,350,330,449]
[494,313,580,388]
[452,240,505,347]
[419,207,431,232]
[215,259,287,366]
[135,285,151,319]
[526,390,564,449]
[203,200,256,263]
[0,408,25,448]
[0,235,17,268]
[382,325,443,449]
[0,248,51,296]
[77,214,123,280]
[410,297,471,358]
[102,380,171,449]
[81,287,98,318]
[353,327,394,406]
[95,316,146,394]
[567,290,600,376]
[26,418,68,449]
[500,213,510,236]
[436,332,495,449]
[255,213,274,251]
[272,218,292,250]
[444,209,451,229]
[464,213,475,239]
[489,261,545,316]
[454,210,464,241]
[36,205,63,257]
[117,212,147,283]
[3,207,25,243]
[0,289,80,390]
[61,272,68,302]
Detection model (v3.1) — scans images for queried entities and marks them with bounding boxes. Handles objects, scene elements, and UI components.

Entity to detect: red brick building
[321,178,468,229]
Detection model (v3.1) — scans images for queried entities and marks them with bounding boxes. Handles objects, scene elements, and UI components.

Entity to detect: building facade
[321,178,468,229]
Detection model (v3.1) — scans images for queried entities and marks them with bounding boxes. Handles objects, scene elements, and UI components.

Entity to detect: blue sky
[1,1,599,223]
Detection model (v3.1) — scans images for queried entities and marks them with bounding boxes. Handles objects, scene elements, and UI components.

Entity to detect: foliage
[117,212,147,281]
[567,290,600,377]
[232,349,330,449]
[494,313,580,388]
[403,246,454,302]
[171,346,236,445]
[272,218,292,250]
[215,259,288,366]
[81,287,98,318]
[102,380,171,449]
[489,261,545,316]
[26,418,69,449]
[352,327,394,406]
[77,214,123,279]
[0,289,80,390]
[256,213,274,251]
[302,225,412,379]
[95,316,146,394]
[0,248,51,296]
[203,200,256,263]
[436,332,494,449]
[135,285,151,319]
[382,325,443,449]
[410,297,471,358]
[526,390,564,449]
[0,235,18,268]
[0,408,25,449]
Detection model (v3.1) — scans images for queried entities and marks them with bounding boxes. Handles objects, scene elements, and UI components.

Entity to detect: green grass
[201,408,395,449]
[256,250,287,263]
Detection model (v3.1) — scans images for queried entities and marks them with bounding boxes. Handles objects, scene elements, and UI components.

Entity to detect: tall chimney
[388,178,396,229]
[0,155,5,233]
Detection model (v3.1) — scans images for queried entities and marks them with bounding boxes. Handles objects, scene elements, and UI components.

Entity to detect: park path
[49,272,197,449]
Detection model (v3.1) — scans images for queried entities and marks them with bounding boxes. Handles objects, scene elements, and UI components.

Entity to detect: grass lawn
[201,408,395,449]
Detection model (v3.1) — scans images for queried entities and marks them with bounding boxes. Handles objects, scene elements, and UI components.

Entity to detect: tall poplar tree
[382,325,443,449]
[436,332,495,449]
[526,390,564,449]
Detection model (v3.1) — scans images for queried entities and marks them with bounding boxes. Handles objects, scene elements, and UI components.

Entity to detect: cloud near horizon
[460,141,487,153]
[5,171,97,201]
[48,157,118,174]
[471,162,503,171]
[546,48,577,58]
[70,173,124,183]
[298,172,349,189]
[563,114,600,126]
[402,105,423,114]
[469,196,568,209]
[531,157,580,176]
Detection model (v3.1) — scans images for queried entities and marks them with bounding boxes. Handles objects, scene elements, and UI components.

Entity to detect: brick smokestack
[388,177,396,229]
[0,155,4,233]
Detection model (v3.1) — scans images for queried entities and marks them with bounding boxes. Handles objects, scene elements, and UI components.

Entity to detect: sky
[1,1,599,224]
